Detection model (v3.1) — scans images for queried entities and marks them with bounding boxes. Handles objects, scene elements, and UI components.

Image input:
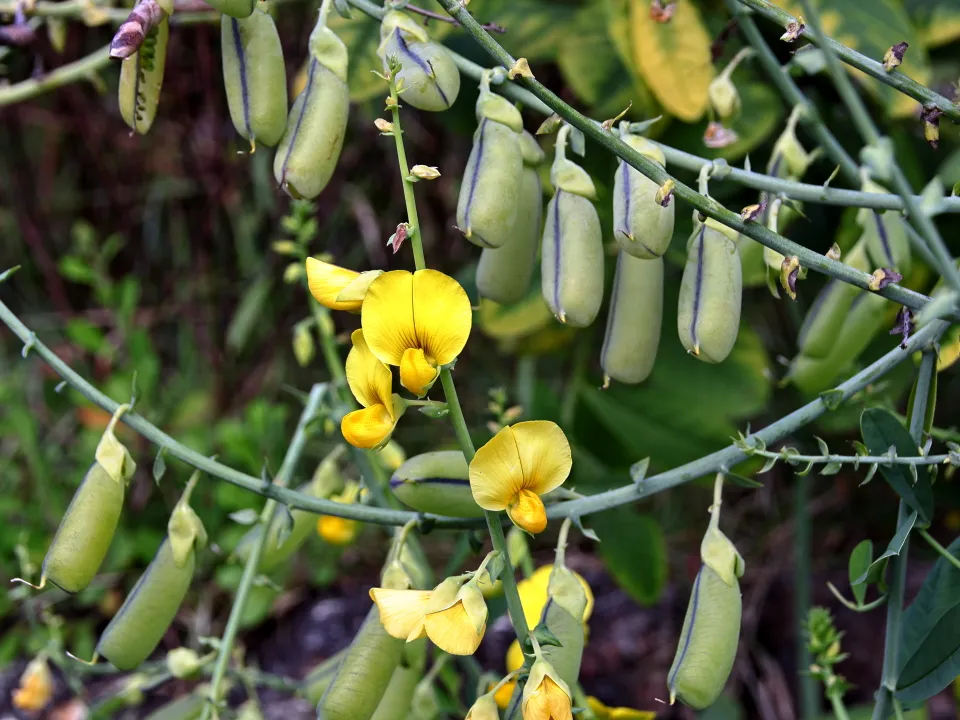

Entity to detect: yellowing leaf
[629,0,714,122]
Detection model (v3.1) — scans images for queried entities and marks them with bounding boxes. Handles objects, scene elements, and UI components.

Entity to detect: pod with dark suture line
[96,539,196,670]
[476,131,545,304]
[389,451,482,518]
[858,180,910,274]
[274,11,349,199]
[221,4,288,149]
[377,10,460,112]
[318,606,404,720]
[118,18,168,135]
[42,462,126,593]
[677,220,742,364]
[667,564,742,710]
[795,240,870,360]
[456,82,524,248]
[601,253,663,385]
[613,135,674,259]
[541,130,604,328]
[205,0,254,18]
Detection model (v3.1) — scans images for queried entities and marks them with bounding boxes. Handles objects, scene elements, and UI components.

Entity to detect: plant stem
[795,473,816,720]
[201,383,326,720]
[309,299,346,389]
[735,0,960,123]
[871,350,935,720]
[724,0,858,184]
[439,368,531,648]
[425,0,956,320]
[0,45,110,108]
[388,81,427,271]
[830,693,853,720]
[0,293,947,526]
[751,450,949,467]
[917,528,960,572]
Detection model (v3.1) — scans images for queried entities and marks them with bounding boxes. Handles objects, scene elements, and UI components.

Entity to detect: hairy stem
[201,383,326,720]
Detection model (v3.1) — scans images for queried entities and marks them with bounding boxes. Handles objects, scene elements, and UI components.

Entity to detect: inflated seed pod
[318,606,404,720]
[205,0,254,17]
[388,450,483,518]
[302,651,345,705]
[95,475,207,670]
[677,219,742,363]
[541,126,604,327]
[795,240,870,360]
[273,7,349,199]
[370,640,426,720]
[377,10,460,112]
[613,134,675,259]
[40,409,135,593]
[456,77,524,248]
[667,564,742,710]
[221,3,288,149]
[144,684,208,720]
[476,131,546,304]
[118,18,168,135]
[233,446,345,572]
[858,179,910,274]
[601,253,663,385]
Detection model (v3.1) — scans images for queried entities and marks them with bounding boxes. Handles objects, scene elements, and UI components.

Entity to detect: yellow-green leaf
[629,0,714,122]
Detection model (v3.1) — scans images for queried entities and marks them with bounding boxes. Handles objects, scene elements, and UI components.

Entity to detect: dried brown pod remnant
[882,41,908,72]
[110,0,167,60]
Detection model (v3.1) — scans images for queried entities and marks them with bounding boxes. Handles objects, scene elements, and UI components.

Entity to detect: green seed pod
[370,641,426,720]
[795,240,870,360]
[221,4,288,149]
[858,179,910,274]
[667,564,742,710]
[476,131,545,304]
[318,606,404,720]
[144,686,205,720]
[233,446,345,572]
[41,411,136,593]
[538,566,588,691]
[205,0,254,18]
[541,127,604,328]
[389,451,482,518]
[118,18,168,135]
[378,11,460,112]
[274,8,349,199]
[96,475,207,670]
[613,134,674,259]
[677,219,742,363]
[302,651,345,706]
[456,78,524,248]
[601,252,663,385]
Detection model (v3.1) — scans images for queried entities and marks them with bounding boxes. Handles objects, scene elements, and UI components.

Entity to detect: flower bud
[12,657,53,712]
[707,74,740,122]
[410,164,441,180]
[166,647,204,678]
[465,692,500,720]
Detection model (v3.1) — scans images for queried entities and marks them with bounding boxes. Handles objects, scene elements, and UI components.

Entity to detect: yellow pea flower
[317,482,361,545]
[361,269,472,397]
[586,696,657,720]
[341,330,404,449]
[370,575,488,655]
[305,257,382,312]
[469,421,572,534]
[12,657,53,712]
[522,659,573,720]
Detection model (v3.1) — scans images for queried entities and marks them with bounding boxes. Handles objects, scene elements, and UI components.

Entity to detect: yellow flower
[12,657,53,712]
[587,696,657,720]
[305,257,382,312]
[466,692,501,720]
[361,269,472,397]
[341,330,403,449]
[370,575,488,655]
[317,482,362,545]
[469,421,572,534]
[522,659,573,720]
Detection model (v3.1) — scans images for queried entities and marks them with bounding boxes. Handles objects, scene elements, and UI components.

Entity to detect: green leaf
[896,535,960,703]
[58,255,96,284]
[906,0,960,48]
[860,408,933,526]
[153,448,167,486]
[65,318,106,354]
[848,540,874,605]
[853,510,917,586]
[723,471,764,488]
[595,508,667,605]
[532,623,564,648]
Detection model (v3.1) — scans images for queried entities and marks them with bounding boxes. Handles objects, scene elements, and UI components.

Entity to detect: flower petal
[362,270,420,366]
[523,675,573,720]
[346,329,394,411]
[369,587,432,640]
[458,582,489,634]
[507,488,547,534]
[400,347,439,397]
[412,269,472,365]
[306,257,362,311]
[336,270,383,304]
[424,601,485,655]
[505,639,524,673]
[512,421,572,495]
[469,425,523,511]
[493,680,515,710]
[341,405,396,449]
[316,516,358,545]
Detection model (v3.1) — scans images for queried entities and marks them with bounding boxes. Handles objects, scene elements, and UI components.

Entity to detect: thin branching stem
[917,529,960,573]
